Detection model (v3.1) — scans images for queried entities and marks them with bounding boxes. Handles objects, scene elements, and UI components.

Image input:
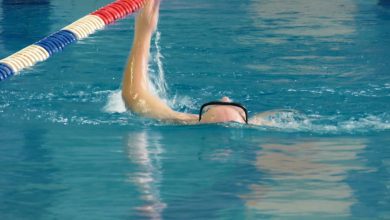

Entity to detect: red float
[118,1,136,13]
[92,0,145,24]
[109,3,128,18]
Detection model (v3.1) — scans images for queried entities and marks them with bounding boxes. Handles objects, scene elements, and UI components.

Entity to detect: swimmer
[122,0,276,125]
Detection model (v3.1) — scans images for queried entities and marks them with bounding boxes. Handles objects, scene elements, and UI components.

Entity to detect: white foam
[252,110,390,133]
[103,90,127,113]
[169,94,197,111]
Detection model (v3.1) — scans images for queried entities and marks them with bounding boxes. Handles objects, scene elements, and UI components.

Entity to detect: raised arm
[121,0,197,123]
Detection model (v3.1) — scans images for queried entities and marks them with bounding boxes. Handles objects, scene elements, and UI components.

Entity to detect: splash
[251,110,390,134]
[103,90,127,113]
[104,30,170,114]
[5,88,389,133]
[148,30,168,99]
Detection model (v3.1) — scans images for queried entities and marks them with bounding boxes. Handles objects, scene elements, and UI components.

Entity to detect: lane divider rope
[0,0,146,81]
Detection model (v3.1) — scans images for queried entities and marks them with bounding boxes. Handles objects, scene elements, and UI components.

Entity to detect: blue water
[1,0,389,219]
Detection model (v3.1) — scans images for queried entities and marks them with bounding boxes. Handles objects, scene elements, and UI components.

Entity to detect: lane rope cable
[0,0,146,81]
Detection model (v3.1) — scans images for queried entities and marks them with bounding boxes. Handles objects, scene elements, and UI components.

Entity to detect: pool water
[1,0,389,219]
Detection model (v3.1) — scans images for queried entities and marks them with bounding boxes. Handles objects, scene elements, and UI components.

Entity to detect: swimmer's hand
[135,0,160,34]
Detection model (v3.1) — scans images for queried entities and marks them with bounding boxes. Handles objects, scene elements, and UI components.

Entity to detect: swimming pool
[0,0,389,219]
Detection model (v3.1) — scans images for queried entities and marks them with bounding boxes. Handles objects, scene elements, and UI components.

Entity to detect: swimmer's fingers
[151,0,161,12]
[136,0,160,33]
[141,0,160,17]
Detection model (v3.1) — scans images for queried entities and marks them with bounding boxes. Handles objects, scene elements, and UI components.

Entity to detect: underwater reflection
[0,126,59,219]
[126,131,166,220]
[248,0,357,40]
[241,138,368,218]
[242,0,358,75]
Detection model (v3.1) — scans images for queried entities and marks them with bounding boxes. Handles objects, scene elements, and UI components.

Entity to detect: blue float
[0,69,5,80]
[60,30,77,42]
[0,63,14,81]
[34,30,78,56]
[35,41,54,55]
[48,36,66,50]
[47,36,64,50]
[53,33,70,45]
[56,31,77,44]
[36,39,59,55]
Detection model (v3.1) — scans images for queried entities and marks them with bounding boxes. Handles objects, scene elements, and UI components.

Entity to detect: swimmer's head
[199,97,247,124]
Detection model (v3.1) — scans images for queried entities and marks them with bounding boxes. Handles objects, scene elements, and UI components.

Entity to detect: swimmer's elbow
[121,89,138,111]
[121,91,184,121]
[121,90,152,117]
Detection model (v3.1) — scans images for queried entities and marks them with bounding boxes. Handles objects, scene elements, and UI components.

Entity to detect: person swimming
[121,0,274,125]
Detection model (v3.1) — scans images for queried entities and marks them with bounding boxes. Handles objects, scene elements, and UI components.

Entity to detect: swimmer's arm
[124,90,197,123]
[121,0,197,123]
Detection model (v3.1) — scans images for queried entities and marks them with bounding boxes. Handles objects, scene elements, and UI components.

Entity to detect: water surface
[0,0,389,219]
